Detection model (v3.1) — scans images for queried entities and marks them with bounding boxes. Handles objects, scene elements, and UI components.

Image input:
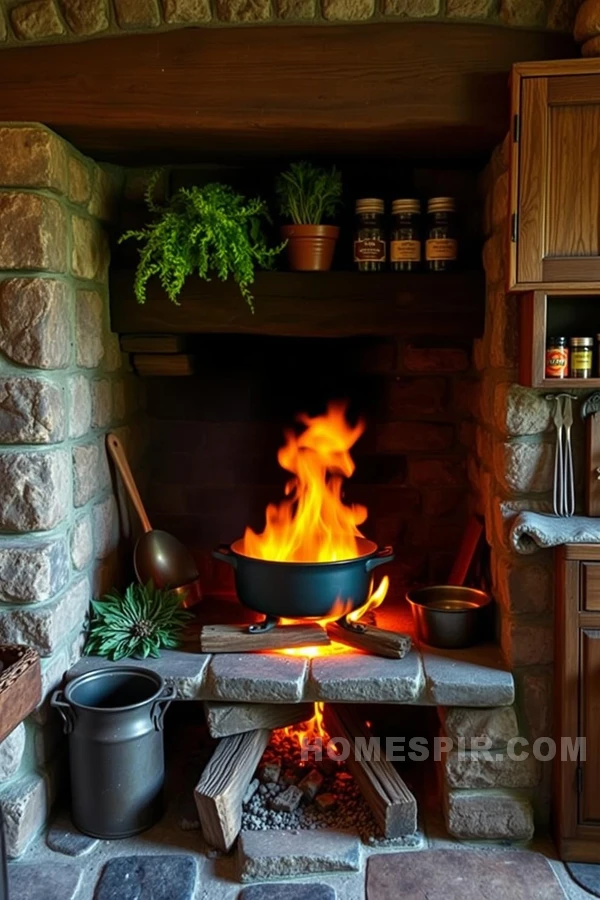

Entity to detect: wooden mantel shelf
[110,270,485,340]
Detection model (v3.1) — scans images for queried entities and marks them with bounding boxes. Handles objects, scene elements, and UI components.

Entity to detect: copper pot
[281,224,340,271]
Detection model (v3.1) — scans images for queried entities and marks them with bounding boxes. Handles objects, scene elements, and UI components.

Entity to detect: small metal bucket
[52,667,175,839]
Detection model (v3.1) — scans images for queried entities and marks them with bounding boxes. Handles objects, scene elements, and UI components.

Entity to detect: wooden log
[204,701,314,738]
[323,705,417,838]
[194,729,271,851]
[200,623,330,653]
[326,622,411,659]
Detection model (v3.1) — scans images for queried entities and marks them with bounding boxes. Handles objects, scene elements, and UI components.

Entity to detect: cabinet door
[580,630,600,824]
[511,74,600,290]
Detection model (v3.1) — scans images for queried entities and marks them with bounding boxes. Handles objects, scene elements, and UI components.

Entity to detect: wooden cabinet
[555,545,600,860]
[510,60,600,291]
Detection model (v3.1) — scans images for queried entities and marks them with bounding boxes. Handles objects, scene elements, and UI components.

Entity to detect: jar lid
[547,336,567,344]
[356,198,384,214]
[570,337,594,346]
[428,197,455,213]
[392,199,420,214]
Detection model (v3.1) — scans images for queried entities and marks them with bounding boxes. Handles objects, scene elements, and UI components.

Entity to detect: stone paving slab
[309,651,424,703]
[422,645,515,707]
[239,885,336,900]
[206,654,308,703]
[8,862,82,900]
[68,650,211,699]
[238,830,361,882]
[46,815,99,856]
[565,862,600,898]
[65,644,515,707]
[94,854,197,899]
[366,849,565,899]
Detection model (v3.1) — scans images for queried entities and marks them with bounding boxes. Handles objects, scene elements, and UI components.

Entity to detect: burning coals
[241,725,381,841]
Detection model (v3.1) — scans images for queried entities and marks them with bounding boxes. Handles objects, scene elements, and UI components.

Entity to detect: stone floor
[8,770,597,900]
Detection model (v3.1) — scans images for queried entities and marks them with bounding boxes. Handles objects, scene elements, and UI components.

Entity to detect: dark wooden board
[0,24,575,163]
[110,270,485,338]
[0,645,41,743]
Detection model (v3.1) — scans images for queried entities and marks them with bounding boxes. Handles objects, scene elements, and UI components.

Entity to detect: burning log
[323,704,417,838]
[194,728,271,851]
[199,623,330,653]
[326,621,411,659]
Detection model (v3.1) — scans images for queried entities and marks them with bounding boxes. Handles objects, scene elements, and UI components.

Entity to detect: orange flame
[241,402,367,562]
[283,701,329,752]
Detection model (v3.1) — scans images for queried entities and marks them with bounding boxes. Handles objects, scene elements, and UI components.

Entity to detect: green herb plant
[120,172,285,312]
[276,161,343,225]
[85,581,193,661]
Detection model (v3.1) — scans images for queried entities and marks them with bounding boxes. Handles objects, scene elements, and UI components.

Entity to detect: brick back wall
[145,333,477,601]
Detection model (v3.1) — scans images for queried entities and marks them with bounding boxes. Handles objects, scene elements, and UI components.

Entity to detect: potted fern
[120,173,284,312]
[276,161,343,271]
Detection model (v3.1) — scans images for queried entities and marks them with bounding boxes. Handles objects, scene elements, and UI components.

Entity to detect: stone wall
[470,137,561,824]
[0,0,581,47]
[0,124,143,857]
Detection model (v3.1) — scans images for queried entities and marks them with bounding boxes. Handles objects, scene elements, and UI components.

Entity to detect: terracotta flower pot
[281,224,340,272]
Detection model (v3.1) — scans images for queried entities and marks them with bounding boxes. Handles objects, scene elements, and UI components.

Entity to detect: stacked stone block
[438,705,536,840]
[0,123,141,857]
[0,0,580,47]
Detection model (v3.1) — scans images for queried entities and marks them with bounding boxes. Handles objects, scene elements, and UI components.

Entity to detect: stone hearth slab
[422,645,515,706]
[46,815,99,856]
[68,650,211,699]
[239,886,336,900]
[366,849,565,899]
[8,862,82,900]
[206,654,308,702]
[238,830,361,881]
[94,854,197,899]
[65,644,515,706]
[309,651,423,702]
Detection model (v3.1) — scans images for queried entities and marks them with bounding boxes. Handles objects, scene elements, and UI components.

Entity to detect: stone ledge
[237,829,361,881]
[69,643,515,707]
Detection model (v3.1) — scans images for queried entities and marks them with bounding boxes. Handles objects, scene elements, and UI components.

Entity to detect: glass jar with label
[354,199,386,272]
[426,197,457,272]
[570,337,594,378]
[390,199,421,272]
[545,336,569,379]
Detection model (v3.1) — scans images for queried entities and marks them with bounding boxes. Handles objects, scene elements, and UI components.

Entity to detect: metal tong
[547,394,576,517]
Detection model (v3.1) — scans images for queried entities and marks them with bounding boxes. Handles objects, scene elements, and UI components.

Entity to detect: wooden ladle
[106,433,202,608]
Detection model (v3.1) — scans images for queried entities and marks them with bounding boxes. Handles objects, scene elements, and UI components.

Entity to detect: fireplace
[0,14,585,896]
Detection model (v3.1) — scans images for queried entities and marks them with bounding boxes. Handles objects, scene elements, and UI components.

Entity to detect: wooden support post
[323,705,417,838]
[194,729,271,851]
[326,622,411,659]
[204,701,314,738]
[200,623,329,653]
[586,411,600,516]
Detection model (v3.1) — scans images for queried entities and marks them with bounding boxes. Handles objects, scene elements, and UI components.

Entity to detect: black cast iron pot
[213,538,394,627]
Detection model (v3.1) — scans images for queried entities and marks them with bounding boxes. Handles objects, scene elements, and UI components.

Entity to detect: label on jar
[390,240,421,262]
[426,238,457,261]
[354,239,386,262]
[545,347,568,378]
[571,349,593,373]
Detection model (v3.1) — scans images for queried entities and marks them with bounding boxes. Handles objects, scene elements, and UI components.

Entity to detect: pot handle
[151,685,176,732]
[51,690,76,735]
[365,545,395,572]
[212,544,237,569]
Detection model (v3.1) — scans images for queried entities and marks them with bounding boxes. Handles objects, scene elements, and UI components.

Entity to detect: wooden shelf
[110,270,485,339]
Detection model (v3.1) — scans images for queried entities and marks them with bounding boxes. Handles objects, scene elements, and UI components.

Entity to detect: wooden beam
[324,704,417,838]
[326,622,411,659]
[204,701,315,738]
[194,728,271,851]
[110,270,485,338]
[0,25,575,163]
[199,623,330,653]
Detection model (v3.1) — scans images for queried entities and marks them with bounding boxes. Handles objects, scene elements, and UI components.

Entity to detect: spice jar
[354,199,386,272]
[546,336,569,379]
[390,200,421,272]
[570,337,594,378]
[426,198,457,272]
